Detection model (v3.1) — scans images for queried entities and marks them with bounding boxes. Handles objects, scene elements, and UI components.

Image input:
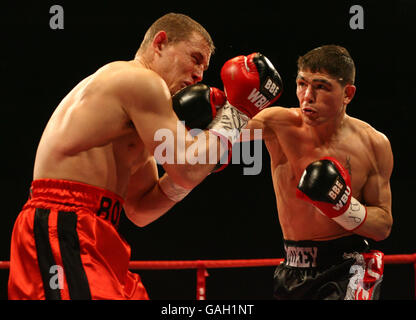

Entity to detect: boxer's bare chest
[269,122,372,200]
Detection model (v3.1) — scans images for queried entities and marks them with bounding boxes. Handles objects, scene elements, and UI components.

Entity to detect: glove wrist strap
[332,197,367,231]
[158,175,192,202]
[207,101,249,145]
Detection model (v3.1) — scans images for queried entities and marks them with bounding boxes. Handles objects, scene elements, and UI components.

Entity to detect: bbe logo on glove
[263,77,281,97]
[297,157,367,231]
[248,77,281,110]
[328,177,351,211]
[296,157,353,218]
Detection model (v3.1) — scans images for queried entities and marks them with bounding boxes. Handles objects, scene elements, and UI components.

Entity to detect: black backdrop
[0,0,415,300]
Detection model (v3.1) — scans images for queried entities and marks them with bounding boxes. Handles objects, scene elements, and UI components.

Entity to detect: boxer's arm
[118,68,221,189]
[241,107,299,142]
[124,157,178,227]
[352,132,393,241]
[242,108,277,142]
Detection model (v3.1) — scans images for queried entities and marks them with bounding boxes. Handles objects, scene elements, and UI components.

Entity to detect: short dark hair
[138,13,215,54]
[297,45,355,86]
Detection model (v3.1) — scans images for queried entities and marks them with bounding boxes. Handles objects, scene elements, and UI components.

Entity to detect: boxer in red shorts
[8,13,225,300]
[9,179,147,299]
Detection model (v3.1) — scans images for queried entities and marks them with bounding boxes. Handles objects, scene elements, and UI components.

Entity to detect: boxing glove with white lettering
[207,53,283,146]
[296,157,367,231]
[221,52,283,118]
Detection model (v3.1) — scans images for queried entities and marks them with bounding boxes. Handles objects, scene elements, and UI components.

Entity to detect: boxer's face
[296,69,355,126]
[158,32,211,95]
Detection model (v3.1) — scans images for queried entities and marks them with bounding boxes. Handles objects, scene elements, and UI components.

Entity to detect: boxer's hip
[9,179,148,300]
[282,235,369,268]
[273,235,384,300]
[25,179,124,228]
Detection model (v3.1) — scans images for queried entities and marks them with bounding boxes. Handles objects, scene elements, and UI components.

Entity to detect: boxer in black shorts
[273,236,384,300]
[244,45,393,299]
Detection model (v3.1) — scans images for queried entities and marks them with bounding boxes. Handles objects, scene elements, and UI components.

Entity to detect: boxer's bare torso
[34,61,162,197]
[264,107,391,240]
[247,70,393,241]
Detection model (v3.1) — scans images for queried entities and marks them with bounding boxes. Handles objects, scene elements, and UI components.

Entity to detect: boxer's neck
[310,111,348,145]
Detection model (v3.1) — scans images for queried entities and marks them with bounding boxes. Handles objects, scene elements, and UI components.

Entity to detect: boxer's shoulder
[92,61,171,110]
[346,116,391,151]
[104,61,166,89]
[345,116,393,174]
[254,106,301,128]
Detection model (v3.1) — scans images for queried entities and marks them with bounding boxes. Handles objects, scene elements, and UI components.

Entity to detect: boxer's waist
[28,179,124,227]
[283,235,369,268]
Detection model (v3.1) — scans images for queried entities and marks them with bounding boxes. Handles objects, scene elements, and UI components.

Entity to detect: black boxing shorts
[8,179,149,300]
[273,235,384,300]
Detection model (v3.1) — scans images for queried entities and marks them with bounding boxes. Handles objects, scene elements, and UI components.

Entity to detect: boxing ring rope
[1,253,415,299]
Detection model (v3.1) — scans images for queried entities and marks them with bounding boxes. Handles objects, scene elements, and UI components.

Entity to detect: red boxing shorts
[8,179,149,300]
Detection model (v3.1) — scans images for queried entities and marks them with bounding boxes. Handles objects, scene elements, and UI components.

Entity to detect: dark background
[0,0,415,300]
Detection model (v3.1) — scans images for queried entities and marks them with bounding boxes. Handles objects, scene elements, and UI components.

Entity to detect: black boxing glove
[296,157,367,231]
[172,83,226,129]
[172,83,231,173]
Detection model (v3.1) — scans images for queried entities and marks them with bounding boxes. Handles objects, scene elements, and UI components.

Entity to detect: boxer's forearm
[124,181,177,227]
[350,206,392,241]
[162,131,223,189]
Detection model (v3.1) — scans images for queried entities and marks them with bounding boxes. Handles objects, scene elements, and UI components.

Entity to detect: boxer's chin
[171,85,183,96]
[301,112,320,127]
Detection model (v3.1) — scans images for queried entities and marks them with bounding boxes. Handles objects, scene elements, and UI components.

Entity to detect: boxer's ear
[152,31,168,55]
[343,84,356,106]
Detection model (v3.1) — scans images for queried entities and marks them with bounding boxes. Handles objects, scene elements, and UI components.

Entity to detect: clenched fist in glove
[221,52,283,118]
[296,157,367,231]
[172,83,226,130]
[208,52,283,144]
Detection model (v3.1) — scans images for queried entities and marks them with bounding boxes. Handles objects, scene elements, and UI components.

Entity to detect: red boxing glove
[208,54,282,172]
[296,157,367,231]
[220,52,283,118]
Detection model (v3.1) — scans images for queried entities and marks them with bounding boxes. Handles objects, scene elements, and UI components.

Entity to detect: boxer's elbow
[373,216,393,242]
[356,210,393,242]
[379,220,393,241]
[124,202,146,227]
[130,216,154,228]
[372,228,390,242]
[124,204,160,227]
[124,191,173,227]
